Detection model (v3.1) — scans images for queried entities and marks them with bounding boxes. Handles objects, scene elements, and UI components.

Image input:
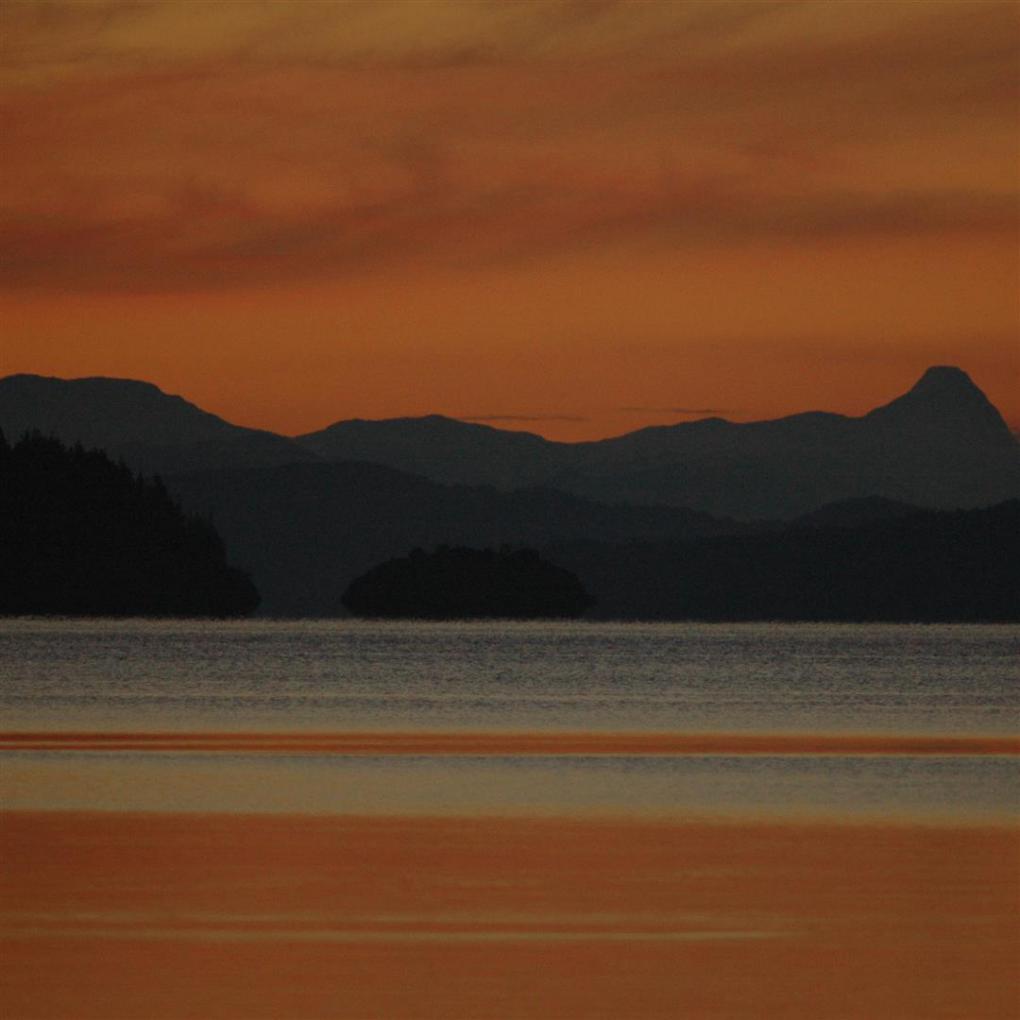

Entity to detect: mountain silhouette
[866,365,1013,436]
[0,374,314,476]
[168,456,1007,619]
[168,462,748,616]
[298,414,563,489]
[546,500,1020,622]
[164,445,1016,619]
[788,495,923,530]
[296,366,1018,517]
[2,366,1016,519]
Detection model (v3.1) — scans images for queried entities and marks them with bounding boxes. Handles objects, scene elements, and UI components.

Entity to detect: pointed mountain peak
[907,365,981,398]
[868,365,1014,441]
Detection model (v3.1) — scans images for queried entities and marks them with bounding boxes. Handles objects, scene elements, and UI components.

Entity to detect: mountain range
[546,500,1020,622]
[297,366,1019,518]
[167,463,749,616]
[2,366,1017,616]
[2,366,1017,520]
[0,374,315,476]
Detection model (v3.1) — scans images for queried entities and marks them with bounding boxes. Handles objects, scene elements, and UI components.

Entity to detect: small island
[341,545,594,619]
[0,430,259,617]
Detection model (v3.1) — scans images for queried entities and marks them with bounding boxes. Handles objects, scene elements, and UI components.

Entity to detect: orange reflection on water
[2,811,1017,1019]
[2,730,1017,755]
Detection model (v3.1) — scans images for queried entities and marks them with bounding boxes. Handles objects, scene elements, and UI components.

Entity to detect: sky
[2,0,1017,440]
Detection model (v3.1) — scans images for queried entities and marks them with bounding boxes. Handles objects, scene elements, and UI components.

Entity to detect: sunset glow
[2,1,1018,438]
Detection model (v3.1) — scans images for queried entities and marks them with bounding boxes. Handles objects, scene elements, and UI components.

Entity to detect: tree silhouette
[0,431,259,616]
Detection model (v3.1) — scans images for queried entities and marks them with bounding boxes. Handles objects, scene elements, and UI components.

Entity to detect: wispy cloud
[619,407,730,417]
[459,414,589,424]
[0,2,1016,293]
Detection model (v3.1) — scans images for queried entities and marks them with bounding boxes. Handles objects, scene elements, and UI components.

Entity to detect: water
[1,618,1017,820]
[3,620,1018,1019]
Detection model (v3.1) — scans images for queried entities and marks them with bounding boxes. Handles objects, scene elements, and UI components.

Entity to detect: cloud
[2,166,1013,293]
[459,414,589,423]
[1,1,1016,292]
[619,408,730,417]
[0,2,812,78]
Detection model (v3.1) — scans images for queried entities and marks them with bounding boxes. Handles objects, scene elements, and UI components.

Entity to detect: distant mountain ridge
[296,366,1018,517]
[0,374,313,475]
[167,461,746,616]
[1,365,1017,519]
[165,459,993,618]
[298,413,563,490]
[546,500,1020,622]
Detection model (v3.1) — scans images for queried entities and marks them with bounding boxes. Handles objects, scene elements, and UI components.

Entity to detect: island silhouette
[341,546,594,619]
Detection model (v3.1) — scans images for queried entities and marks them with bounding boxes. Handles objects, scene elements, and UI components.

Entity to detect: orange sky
[2,1,1017,440]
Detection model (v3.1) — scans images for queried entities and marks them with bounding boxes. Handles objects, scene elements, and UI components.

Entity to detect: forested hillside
[0,431,259,617]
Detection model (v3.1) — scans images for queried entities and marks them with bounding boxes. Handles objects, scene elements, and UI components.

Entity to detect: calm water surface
[1,619,1017,820]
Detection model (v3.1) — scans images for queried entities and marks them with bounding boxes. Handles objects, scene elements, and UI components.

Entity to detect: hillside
[0,432,259,617]
[168,462,747,616]
[298,367,1020,518]
[3,367,1017,518]
[0,374,313,475]
[546,500,1020,622]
